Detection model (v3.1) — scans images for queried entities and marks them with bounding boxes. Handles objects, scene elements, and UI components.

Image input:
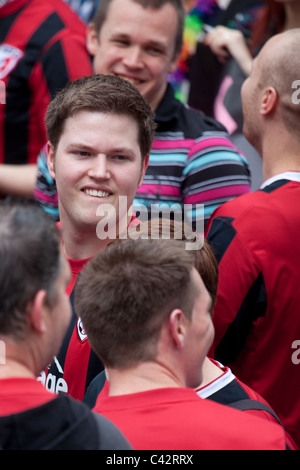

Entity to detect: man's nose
[123,46,143,69]
[88,154,110,180]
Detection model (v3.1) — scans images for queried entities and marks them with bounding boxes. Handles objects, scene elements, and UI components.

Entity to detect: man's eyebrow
[146,39,167,50]
[66,143,95,151]
[111,32,167,50]
[66,143,137,156]
[110,147,137,156]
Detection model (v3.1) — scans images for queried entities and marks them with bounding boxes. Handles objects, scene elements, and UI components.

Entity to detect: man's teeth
[114,75,141,86]
[125,78,141,85]
[84,189,110,197]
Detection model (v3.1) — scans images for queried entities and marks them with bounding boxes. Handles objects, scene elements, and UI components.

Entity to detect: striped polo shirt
[134,84,251,230]
[34,83,251,229]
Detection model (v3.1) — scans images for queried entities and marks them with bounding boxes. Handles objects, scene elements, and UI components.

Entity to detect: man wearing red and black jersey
[0,0,92,197]
[205,30,300,448]
[0,197,131,450]
[37,74,154,401]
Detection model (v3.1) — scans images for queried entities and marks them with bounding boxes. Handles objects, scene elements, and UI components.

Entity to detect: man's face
[241,43,269,152]
[47,110,148,237]
[182,269,214,388]
[87,0,179,110]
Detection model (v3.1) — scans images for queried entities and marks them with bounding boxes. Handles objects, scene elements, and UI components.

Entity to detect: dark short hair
[75,237,199,368]
[125,218,219,307]
[92,0,185,59]
[0,197,62,339]
[46,74,156,159]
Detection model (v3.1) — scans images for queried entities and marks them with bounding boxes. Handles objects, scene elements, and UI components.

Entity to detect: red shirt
[0,0,92,165]
[93,387,286,450]
[39,215,140,400]
[0,378,55,415]
[206,179,300,447]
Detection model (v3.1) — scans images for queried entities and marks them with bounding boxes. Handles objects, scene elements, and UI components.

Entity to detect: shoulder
[51,394,131,450]
[156,85,226,137]
[92,412,132,450]
[206,179,296,234]
[177,103,227,138]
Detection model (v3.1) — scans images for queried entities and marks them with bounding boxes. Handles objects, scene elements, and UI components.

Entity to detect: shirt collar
[260,171,300,189]
[155,83,181,126]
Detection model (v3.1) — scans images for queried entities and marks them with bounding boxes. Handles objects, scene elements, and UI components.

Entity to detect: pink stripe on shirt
[152,139,194,150]
[137,184,181,198]
[34,188,58,204]
[191,137,237,155]
[185,184,250,204]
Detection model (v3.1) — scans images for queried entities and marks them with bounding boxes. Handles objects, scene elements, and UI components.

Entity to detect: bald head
[257,29,300,137]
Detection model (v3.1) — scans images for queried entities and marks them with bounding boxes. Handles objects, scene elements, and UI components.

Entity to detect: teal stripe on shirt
[186,204,220,219]
[133,198,183,209]
[183,151,248,175]
[150,153,187,164]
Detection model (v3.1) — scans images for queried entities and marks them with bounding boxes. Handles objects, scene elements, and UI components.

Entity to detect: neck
[261,148,300,183]
[0,337,42,379]
[199,357,223,387]
[0,359,35,380]
[257,123,300,183]
[61,227,110,260]
[107,362,184,396]
[59,212,132,260]
[149,82,167,112]
[283,4,300,31]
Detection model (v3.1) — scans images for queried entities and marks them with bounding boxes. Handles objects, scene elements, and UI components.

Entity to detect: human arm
[0,19,92,199]
[183,132,251,231]
[33,146,59,220]
[204,26,253,76]
[205,211,267,364]
[0,164,37,199]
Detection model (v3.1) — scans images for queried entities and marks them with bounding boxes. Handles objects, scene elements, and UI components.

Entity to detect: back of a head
[125,218,219,306]
[92,0,185,58]
[75,237,198,369]
[0,197,61,339]
[260,29,300,139]
[46,74,156,158]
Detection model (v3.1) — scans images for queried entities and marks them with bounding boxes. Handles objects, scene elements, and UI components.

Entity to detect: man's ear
[46,141,56,180]
[168,51,181,75]
[28,290,48,335]
[138,154,149,188]
[260,86,278,116]
[169,309,188,349]
[86,23,99,57]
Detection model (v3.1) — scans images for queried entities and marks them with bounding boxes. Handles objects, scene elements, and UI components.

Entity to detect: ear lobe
[28,290,48,335]
[46,141,56,180]
[86,24,99,56]
[138,154,149,188]
[260,86,278,115]
[169,309,187,348]
[168,53,180,75]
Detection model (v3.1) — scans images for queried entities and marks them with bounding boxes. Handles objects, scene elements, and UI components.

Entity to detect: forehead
[253,34,280,73]
[191,268,211,305]
[102,0,178,44]
[59,110,141,149]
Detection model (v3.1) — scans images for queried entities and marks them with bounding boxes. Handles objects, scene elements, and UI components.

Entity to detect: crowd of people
[0,0,299,450]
